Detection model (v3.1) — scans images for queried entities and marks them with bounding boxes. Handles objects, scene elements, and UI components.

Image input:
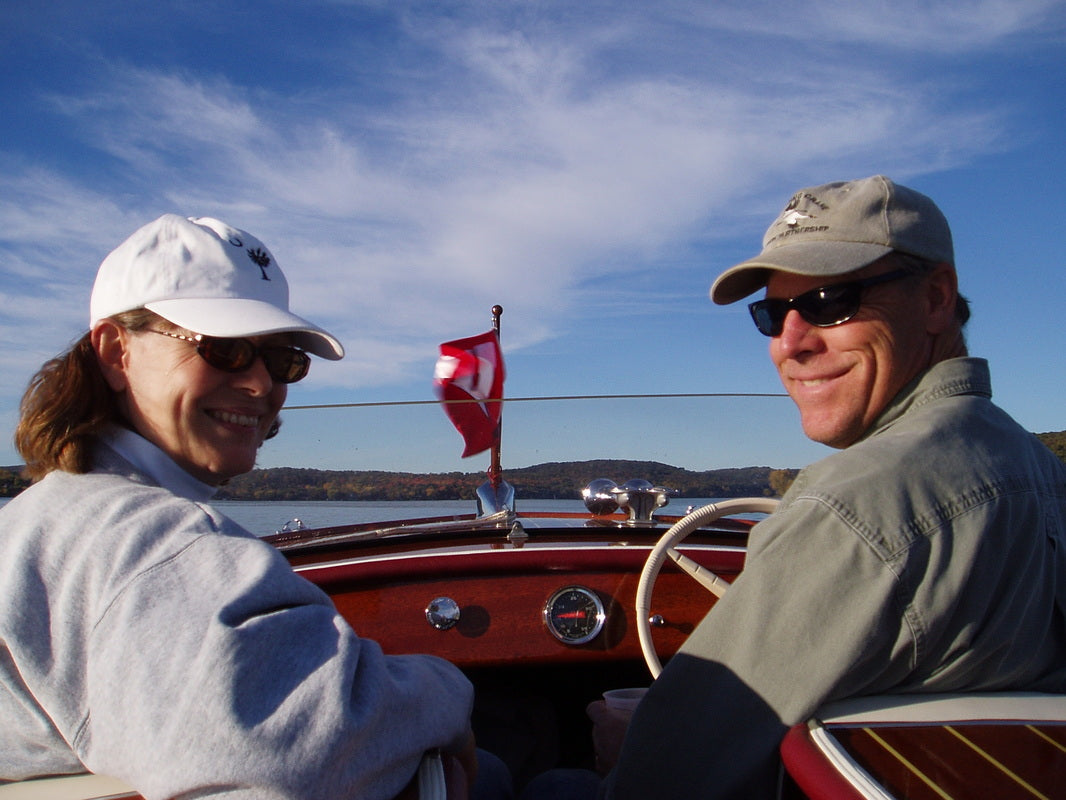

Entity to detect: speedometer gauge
[543,586,606,645]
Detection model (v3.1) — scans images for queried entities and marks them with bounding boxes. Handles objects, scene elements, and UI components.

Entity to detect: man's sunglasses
[747,269,911,337]
[147,329,311,384]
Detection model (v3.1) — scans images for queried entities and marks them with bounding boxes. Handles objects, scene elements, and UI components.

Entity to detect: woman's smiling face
[97,321,288,484]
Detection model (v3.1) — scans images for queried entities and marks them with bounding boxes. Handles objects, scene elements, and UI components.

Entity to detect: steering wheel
[636,497,780,678]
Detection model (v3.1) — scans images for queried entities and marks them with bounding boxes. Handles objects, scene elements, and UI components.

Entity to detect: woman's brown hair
[15,309,158,481]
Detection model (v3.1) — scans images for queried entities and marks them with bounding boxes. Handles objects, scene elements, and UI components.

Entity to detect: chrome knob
[426,597,461,630]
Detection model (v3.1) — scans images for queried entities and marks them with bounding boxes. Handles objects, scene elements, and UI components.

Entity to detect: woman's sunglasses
[747,269,910,337]
[147,329,311,384]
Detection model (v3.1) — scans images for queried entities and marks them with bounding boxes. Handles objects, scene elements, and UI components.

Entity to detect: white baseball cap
[90,214,344,360]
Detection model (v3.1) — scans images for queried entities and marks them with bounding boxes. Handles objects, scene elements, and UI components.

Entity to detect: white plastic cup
[602,687,648,712]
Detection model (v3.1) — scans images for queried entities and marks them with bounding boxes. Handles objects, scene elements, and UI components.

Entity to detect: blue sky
[2,0,1064,478]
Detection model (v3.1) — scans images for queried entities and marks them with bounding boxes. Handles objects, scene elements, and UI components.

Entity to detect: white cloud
[726,0,1066,50]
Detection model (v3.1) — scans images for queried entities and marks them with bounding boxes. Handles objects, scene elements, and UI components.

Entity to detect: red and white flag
[433,330,506,457]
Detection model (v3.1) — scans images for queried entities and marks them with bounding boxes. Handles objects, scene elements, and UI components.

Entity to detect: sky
[1,0,1064,481]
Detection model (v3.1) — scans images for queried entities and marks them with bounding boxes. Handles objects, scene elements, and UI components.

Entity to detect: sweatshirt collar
[101,425,218,503]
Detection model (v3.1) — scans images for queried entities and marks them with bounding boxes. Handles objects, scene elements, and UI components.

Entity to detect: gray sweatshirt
[0,429,474,799]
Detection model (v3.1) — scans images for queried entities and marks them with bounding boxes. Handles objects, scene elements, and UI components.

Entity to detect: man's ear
[91,321,130,392]
[924,263,959,335]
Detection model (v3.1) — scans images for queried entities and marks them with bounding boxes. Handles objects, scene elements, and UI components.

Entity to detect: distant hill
[0,468,26,497]
[0,460,795,501]
[3,430,1064,500]
[1038,430,1066,462]
[216,461,799,502]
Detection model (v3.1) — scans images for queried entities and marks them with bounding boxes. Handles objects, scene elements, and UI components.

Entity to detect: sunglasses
[147,329,311,384]
[747,269,911,337]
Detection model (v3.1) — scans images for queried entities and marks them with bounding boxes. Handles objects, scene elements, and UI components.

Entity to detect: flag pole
[489,304,503,488]
[477,304,515,515]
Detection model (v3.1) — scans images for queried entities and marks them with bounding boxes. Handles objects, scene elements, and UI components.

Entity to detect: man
[604,175,1066,798]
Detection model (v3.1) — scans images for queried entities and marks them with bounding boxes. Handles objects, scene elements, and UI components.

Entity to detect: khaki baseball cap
[710,175,954,305]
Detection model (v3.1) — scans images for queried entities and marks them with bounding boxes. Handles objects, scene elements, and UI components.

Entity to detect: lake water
[0,496,726,537]
[212,498,589,536]
[214,497,731,536]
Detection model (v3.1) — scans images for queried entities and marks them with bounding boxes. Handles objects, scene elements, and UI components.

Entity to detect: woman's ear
[91,321,130,392]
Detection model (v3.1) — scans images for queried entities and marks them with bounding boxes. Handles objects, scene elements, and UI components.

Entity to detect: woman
[0,215,480,799]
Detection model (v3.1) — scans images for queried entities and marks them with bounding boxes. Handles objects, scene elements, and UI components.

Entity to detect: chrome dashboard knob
[426,597,461,630]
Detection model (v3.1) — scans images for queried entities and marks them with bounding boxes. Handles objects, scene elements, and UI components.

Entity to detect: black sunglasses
[147,329,311,384]
[748,269,911,337]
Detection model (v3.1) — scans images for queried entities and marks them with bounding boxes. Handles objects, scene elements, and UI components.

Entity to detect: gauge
[543,586,606,645]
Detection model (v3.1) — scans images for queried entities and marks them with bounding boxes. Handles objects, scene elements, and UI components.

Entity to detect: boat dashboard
[271,510,751,668]
[264,495,761,788]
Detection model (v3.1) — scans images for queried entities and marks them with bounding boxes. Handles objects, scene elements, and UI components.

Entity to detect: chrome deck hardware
[582,478,676,524]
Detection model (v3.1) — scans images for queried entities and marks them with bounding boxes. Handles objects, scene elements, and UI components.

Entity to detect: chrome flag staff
[434,306,513,516]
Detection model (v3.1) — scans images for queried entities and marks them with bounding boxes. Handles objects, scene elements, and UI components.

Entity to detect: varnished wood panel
[835,723,1066,800]
[312,546,743,668]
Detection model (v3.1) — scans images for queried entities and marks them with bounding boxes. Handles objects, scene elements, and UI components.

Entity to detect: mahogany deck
[781,695,1066,800]
[831,721,1066,799]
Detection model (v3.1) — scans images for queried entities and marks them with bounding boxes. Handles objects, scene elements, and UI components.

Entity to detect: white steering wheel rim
[636,497,780,678]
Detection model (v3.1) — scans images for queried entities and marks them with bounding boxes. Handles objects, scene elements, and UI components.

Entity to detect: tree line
[210,461,801,502]
[0,460,796,501]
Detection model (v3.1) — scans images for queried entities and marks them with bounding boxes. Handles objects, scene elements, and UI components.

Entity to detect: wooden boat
[4,483,1064,799]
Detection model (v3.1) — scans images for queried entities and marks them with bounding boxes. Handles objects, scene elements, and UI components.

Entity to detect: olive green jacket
[608,358,1066,799]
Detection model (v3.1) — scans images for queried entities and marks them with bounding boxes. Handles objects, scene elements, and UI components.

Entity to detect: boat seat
[0,773,141,799]
[813,690,1066,724]
[0,751,455,800]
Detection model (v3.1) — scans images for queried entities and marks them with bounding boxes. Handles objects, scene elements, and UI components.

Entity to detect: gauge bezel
[543,585,607,645]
